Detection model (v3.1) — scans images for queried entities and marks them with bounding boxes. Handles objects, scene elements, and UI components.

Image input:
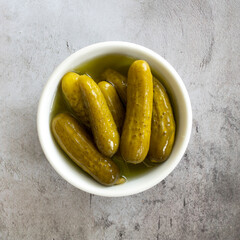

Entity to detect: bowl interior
[37,42,192,197]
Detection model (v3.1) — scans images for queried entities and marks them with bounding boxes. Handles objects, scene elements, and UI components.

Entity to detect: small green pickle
[98,81,125,132]
[78,75,120,157]
[102,68,127,105]
[148,77,175,163]
[120,60,153,164]
[61,72,90,127]
[51,113,121,186]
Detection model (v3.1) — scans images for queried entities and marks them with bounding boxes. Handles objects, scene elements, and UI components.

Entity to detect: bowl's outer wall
[37,41,192,197]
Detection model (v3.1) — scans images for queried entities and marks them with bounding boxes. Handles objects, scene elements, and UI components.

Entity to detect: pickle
[149,77,175,163]
[61,72,90,127]
[98,81,125,132]
[78,75,120,157]
[51,113,120,186]
[120,60,153,164]
[102,68,127,105]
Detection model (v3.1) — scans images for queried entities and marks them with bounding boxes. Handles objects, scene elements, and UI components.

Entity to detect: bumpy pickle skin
[120,60,153,164]
[102,68,127,105]
[78,75,120,157]
[149,77,176,163]
[61,72,90,127]
[51,113,120,186]
[98,81,125,132]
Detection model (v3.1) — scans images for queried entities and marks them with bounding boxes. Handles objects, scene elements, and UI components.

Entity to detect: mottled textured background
[0,0,239,239]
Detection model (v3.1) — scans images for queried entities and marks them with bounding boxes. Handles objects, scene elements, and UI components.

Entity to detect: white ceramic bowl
[37,41,192,197]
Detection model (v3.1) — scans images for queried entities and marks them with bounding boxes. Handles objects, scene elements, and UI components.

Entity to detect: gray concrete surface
[0,0,239,239]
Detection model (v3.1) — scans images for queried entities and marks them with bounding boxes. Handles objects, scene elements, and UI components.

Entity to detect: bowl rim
[37,41,192,197]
